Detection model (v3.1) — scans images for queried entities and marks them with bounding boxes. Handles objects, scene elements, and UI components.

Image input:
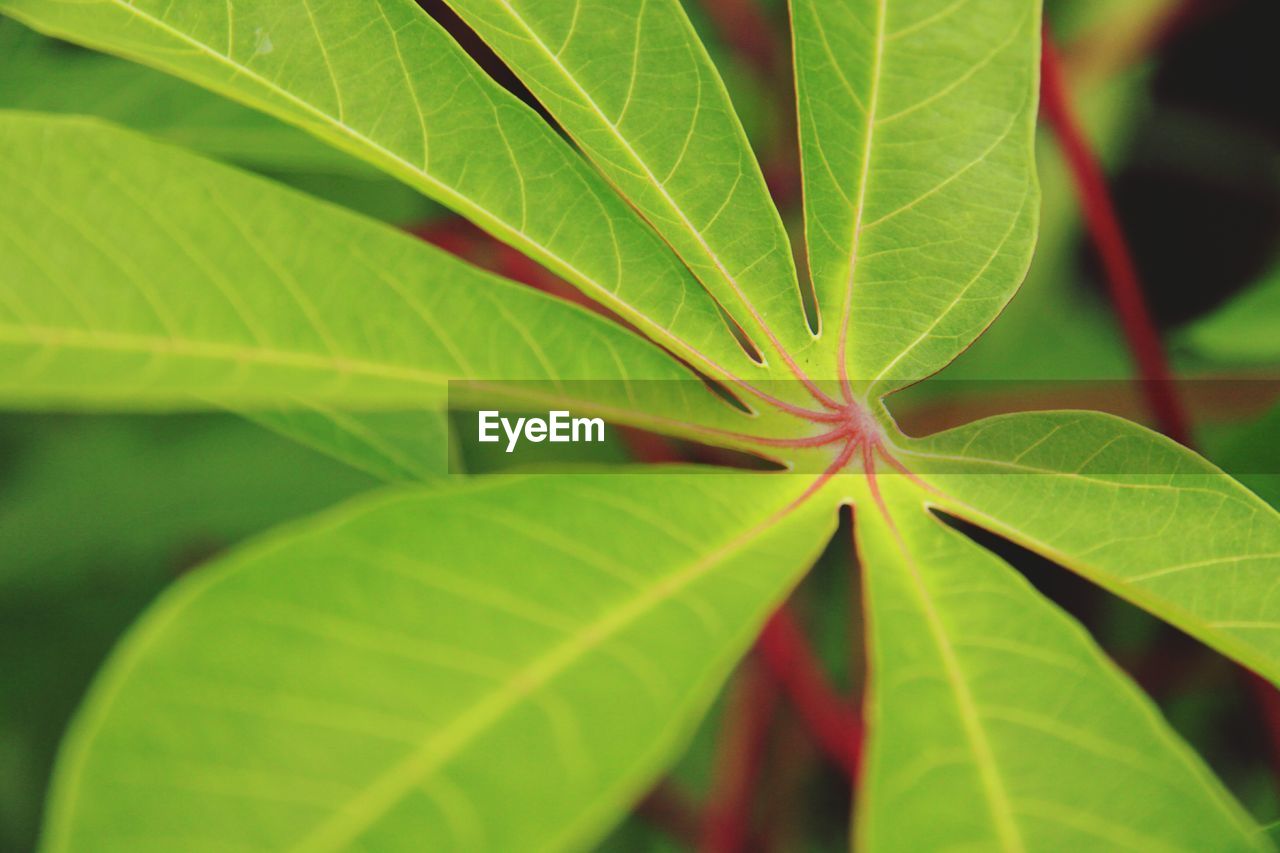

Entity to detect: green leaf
[0,0,755,380]
[243,408,457,483]
[936,66,1143,385]
[1203,404,1280,511]
[0,112,747,444]
[0,414,375,595]
[790,0,1040,391]
[856,478,1264,851]
[0,19,364,177]
[443,0,813,363]
[11,2,1278,850]
[44,472,836,851]
[1184,261,1280,365]
[898,411,1280,683]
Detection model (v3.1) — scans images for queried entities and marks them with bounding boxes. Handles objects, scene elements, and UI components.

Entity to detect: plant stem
[1038,28,1192,446]
[1042,21,1280,789]
[697,0,779,75]
[699,661,778,853]
[757,607,862,779]
[1247,672,1280,781]
[636,781,703,847]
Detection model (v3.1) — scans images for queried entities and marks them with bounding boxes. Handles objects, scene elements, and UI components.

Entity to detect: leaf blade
[243,408,456,483]
[856,481,1265,851]
[0,19,365,177]
[0,112,746,446]
[790,0,1041,391]
[900,411,1280,683]
[444,0,813,362]
[0,0,753,378]
[45,472,836,851]
[1185,261,1280,365]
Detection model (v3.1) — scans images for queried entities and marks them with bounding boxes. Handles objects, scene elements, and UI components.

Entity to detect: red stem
[698,0,779,75]
[1043,22,1280,789]
[1246,672,1280,784]
[756,606,862,779]
[699,662,778,853]
[636,781,703,848]
[1038,30,1192,446]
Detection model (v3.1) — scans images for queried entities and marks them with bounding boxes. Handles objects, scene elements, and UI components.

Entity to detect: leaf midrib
[292,496,807,851]
[909,476,1280,690]
[895,484,1273,845]
[0,322,450,387]
[868,497,1025,852]
[835,0,884,372]
[0,322,760,444]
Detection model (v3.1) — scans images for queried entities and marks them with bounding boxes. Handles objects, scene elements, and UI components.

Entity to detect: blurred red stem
[1038,29,1192,446]
[698,0,778,74]
[699,663,778,853]
[1246,672,1280,782]
[756,607,862,779]
[637,781,703,847]
[1043,23,1280,786]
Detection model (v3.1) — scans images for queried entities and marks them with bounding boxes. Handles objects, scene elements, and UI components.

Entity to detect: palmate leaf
[898,411,1280,684]
[7,2,1280,852]
[0,0,759,381]
[0,112,749,447]
[43,472,836,851]
[856,477,1264,851]
[442,0,814,365]
[791,0,1040,391]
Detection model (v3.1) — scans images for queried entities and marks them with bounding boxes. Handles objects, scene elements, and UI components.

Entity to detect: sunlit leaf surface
[446,0,814,364]
[902,411,1280,684]
[0,113,742,444]
[858,478,1263,851]
[791,0,1040,391]
[0,0,754,378]
[44,473,834,851]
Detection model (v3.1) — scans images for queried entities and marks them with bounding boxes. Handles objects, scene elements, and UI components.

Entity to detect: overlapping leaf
[1185,261,1280,364]
[857,479,1264,850]
[0,20,361,176]
[791,0,1040,391]
[0,113,745,445]
[445,0,814,365]
[44,472,835,851]
[0,0,761,380]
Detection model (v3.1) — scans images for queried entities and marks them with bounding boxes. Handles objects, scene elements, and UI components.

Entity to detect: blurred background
[1,0,1277,849]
